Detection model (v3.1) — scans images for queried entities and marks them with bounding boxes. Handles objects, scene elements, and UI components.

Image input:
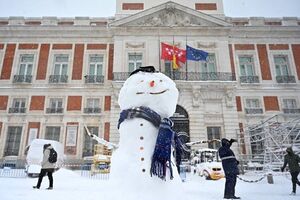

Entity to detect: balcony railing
[84,75,104,83]
[8,107,26,113]
[84,108,101,113]
[276,75,296,84]
[49,75,68,83]
[283,108,300,114]
[245,108,263,114]
[13,75,32,83]
[46,108,63,114]
[113,72,236,81]
[240,76,260,84]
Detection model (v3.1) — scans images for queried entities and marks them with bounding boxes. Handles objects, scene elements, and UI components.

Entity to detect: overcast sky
[0,0,299,18]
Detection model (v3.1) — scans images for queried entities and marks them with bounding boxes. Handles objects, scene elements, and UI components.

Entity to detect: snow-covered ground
[0,169,298,200]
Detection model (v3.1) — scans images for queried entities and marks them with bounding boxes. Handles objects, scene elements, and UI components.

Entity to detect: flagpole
[185,35,188,81]
[172,35,175,70]
[172,35,175,79]
[158,33,161,71]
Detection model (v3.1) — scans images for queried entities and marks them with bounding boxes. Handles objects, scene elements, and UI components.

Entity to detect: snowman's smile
[136,89,168,95]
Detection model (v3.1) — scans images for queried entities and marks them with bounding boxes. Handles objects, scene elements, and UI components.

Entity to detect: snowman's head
[118,67,179,118]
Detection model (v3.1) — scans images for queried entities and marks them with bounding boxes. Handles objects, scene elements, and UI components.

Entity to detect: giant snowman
[109,66,185,200]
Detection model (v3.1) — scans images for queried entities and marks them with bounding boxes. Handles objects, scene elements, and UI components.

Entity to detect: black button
[141,157,145,161]
[140,123,143,126]
[140,136,144,140]
[142,169,146,172]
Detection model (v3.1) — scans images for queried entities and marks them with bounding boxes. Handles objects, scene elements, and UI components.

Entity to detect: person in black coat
[281,147,300,195]
[218,138,240,199]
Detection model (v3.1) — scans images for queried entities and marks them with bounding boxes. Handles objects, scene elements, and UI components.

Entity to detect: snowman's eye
[140,80,144,83]
[159,80,163,82]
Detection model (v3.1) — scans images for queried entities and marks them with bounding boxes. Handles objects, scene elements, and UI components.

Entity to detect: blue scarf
[118,106,186,180]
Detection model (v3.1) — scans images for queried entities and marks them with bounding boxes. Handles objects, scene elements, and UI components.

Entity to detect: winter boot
[231,196,241,199]
[33,186,39,189]
[290,192,296,196]
[46,187,53,190]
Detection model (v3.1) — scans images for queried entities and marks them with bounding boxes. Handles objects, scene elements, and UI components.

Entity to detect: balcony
[84,75,104,83]
[13,75,32,83]
[245,108,263,115]
[46,108,63,114]
[84,108,101,114]
[240,76,260,84]
[8,107,26,113]
[49,75,68,83]
[113,72,236,81]
[283,108,300,114]
[276,75,296,84]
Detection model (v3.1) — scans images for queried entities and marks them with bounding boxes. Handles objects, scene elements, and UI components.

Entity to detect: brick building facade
[0,0,299,163]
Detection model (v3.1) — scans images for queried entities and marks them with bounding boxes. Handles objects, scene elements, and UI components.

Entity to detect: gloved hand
[236,160,240,165]
[230,139,237,144]
[281,167,284,172]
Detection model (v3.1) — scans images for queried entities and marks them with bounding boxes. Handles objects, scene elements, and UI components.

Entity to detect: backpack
[48,148,58,163]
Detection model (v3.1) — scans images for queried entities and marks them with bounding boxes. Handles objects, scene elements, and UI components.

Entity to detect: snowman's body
[109,69,183,199]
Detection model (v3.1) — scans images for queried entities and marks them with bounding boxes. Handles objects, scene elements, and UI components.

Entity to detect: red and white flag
[161,43,186,69]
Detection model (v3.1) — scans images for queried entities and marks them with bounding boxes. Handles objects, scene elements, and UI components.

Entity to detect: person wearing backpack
[33,144,56,190]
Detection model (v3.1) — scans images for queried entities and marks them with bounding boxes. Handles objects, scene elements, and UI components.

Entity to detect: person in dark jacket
[218,138,240,199]
[33,144,56,190]
[281,147,300,195]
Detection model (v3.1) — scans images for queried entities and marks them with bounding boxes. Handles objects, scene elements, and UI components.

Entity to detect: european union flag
[186,45,208,61]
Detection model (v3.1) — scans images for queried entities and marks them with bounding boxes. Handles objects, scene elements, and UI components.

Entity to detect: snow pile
[0,169,296,200]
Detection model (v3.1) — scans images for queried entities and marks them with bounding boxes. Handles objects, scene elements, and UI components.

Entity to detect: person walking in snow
[33,144,56,190]
[218,138,240,199]
[281,147,300,195]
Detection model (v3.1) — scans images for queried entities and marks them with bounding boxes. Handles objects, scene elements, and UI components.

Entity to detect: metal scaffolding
[237,114,300,171]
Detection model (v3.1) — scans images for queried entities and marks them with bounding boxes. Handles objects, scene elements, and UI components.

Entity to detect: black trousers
[36,169,54,188]
[290,171,300,193]
[224,173,237,198]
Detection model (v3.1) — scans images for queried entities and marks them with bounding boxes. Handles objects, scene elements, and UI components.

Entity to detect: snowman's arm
[84,124,118,149]
[186,139,220,146]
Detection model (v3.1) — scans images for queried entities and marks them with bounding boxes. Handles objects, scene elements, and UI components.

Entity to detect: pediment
[109,1,231,27]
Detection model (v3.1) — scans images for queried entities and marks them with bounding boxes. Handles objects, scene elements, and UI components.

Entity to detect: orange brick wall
[234,44,255,51]
[30,96,45,111]
[0,96,8,110]
[72,44,84,80]
[104,96,111,111]
[292,44,300,80]
[18,43,39,50]
[0,44,4,49]
[67,96,82,111]
[52,44,73,50]
[36,44,50,80]
[228,44,236,79]
[236,96,242,112]
[87,44,107,50]
[104,122,110,141]
[195,3,217,10]
[122,3,144,10]
[108,44,114,80]
[1,44,16,80]
[264,96,279,111]
[269,44,289,50]
[257,44,272,80]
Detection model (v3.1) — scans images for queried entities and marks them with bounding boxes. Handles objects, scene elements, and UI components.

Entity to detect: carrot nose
[149,80,155,87]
